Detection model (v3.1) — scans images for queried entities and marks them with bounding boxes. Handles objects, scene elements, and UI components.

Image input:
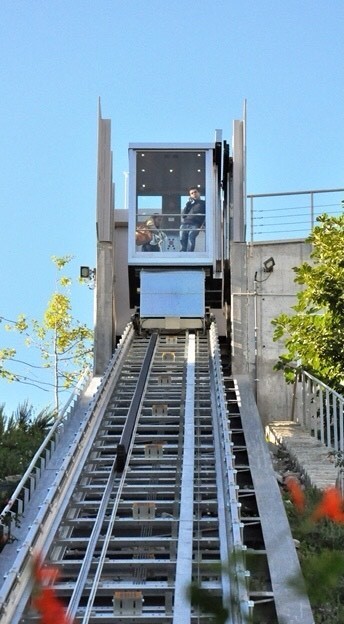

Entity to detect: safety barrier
[292,369,344,493]
[247,187,344,243]
[292,369,344,452]
[0,323,134,544]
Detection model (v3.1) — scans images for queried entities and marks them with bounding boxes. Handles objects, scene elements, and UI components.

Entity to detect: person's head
[189,187,201,199]
[152,213,162,227]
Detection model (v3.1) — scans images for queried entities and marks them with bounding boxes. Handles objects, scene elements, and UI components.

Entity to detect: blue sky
[1,0,343,415]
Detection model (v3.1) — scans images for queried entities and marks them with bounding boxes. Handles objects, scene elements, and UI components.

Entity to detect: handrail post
[310,191,314,229]
[250,195,254,244]
[301,372,306,428]
[291,372,298,421]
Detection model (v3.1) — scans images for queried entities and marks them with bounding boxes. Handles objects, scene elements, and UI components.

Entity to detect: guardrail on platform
[247,187,344,243]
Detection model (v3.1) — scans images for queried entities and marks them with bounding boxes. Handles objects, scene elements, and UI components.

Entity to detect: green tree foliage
[0,401,55,512]
[272,214,344,391]
[0,255,93,413]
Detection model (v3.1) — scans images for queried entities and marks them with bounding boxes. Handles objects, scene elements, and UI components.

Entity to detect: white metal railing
[292,369,344,452]
[247,187,344,243]
[0,323,134,543]
[292,369,344,494]
[209,322,253,621]
[0,368,91,544]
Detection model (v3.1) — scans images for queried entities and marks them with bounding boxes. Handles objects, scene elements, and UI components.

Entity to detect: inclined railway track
[0,323,314,624]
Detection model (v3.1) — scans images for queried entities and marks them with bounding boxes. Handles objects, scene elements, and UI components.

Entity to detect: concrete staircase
[266,421,338,491]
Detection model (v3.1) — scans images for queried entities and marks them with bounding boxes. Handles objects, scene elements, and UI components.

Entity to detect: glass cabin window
[135,150,206,253]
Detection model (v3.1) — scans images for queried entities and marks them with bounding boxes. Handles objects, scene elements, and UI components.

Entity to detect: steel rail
[172,332,195,624]
[69,332,159,622]
[116,332,158,471]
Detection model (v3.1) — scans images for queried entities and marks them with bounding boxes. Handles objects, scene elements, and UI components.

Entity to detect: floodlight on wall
[263,257,275,273]
[80,266,96,289]
[80,266,96,279]
[80,266,90,278]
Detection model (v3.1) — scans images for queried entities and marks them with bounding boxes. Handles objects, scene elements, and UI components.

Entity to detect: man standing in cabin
[180,187,205,252]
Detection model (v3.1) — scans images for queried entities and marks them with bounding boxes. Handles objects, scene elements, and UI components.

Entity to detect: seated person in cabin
[180,187,205,252]
[139,213,166,252]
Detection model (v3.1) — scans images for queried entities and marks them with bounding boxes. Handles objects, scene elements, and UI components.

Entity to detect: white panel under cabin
[140,270,205,318]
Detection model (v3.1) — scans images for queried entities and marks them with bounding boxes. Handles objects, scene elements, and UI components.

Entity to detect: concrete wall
[231,239,312,425]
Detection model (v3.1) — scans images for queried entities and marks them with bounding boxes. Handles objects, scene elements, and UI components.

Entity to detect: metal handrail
[209,322,253,621]
[292,369,344,452]
[247,187,344,243]
[0,368,91,528]
[0,323,134,538]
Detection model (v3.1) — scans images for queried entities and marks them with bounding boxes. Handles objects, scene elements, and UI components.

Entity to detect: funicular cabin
[127,142,231,331]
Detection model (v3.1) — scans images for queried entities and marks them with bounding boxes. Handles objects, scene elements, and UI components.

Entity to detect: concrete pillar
[94,106,115,375]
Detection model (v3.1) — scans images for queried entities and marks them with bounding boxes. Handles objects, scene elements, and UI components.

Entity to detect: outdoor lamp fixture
[263,257,275,273]
[80,266,96,289]
[80,266,96,279]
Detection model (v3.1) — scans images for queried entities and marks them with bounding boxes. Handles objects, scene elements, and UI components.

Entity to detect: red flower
[32,588,73,624]
[31,553,74,624]
[285,476,305,512]
[33,554,59,584]
[312,487,344,523]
